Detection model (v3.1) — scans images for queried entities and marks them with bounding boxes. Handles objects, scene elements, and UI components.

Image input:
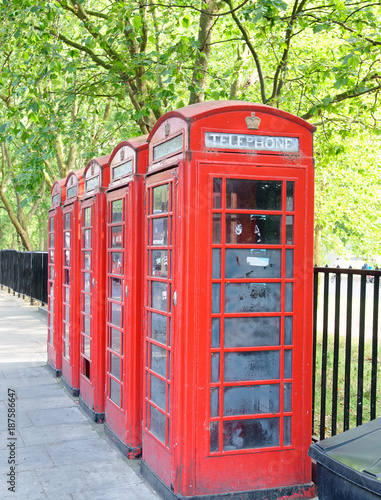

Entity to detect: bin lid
[309,417,381,493]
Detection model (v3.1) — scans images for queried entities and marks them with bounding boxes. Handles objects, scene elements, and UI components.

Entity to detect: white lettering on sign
[205,132,299,153]
[153,133,183,161]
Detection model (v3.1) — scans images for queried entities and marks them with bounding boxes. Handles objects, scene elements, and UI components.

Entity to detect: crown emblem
[165,121,170,136]
[245,112,261,130]
[120,148,125,161]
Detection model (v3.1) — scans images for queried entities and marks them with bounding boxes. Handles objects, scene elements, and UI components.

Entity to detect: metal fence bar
[0,250,48,304]
[314,266,381,440]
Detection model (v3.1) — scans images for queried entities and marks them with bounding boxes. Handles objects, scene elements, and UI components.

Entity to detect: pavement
[0,288,160,500]
[0,288,319,500]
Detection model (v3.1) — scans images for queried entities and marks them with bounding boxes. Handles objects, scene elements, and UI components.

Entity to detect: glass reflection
[110,328,122,353]
[84,229,91,248]
[84,207,91,227]
[150,343,167,377]
[225,249,281,279]
[224,351,280,381]
[151,250,168,277]
[111,278,122,300]
[110,378,121,406]
[224,317,280,347]
[84,252,91,270]
[213,214,221,244]
[213,178,222,209]
[152,218,168,246]
[150,374,166,410]
[211,387,219,417]
[151,312,167,345]
[224,384,280,415]
[112,199,123,223]
[151,281,168,311]
[225,283,281,313]
[110,353,121,380]
[111,302,122,327]
[150,405,166,444]
[226,180,282,210]
[111,253,122,274]
[210,421,219,452]
[153,184,169,214]
[83,335,90,358]
[226,214,281,245]
[64,232,70,248]
[212,249,221,279]
[223,418,279,450]
[286,182,294,211]
[286,216,294,244]
[111,226,122,248]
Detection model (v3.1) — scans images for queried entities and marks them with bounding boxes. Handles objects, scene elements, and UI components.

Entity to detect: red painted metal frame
[141,101,316,499]
[79,155,110,422]
[47,179,66,377]
[61,169,85,396]
[104,136,148,457]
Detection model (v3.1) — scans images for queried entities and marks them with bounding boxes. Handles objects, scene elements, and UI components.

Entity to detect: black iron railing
[0,250,48,305]
[313,266,380,441]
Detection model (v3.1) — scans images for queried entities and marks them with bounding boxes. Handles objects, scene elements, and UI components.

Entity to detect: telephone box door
[80,201,95,402]
[105,189,127,431]
[195,164,313,495]
[143,167,177,482]
[62,205,80,395]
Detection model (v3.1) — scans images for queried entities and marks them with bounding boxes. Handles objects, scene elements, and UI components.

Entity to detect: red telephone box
[47,179,66,376]
[79,155,110,422]
[104,136,148,457]
[62,169,85,396]
[141,101,316,499]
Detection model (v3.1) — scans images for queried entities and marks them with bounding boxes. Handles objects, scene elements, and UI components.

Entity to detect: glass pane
[112,199,123,222]
[64,341,70,360]
[50,217,54,231]
[110,353,121,380]
[213,178,222,209]
[153,185,169,214]
[111,253,122,274]
[84,273,90,291]
[149,405,166,444]
[111,226,123,248]
[285,249,294,278]
[211,318,220,348]
[49,249,54,263]
[65,213,70,229]
[150,374,166,410]
[211,353,220,382]
[224,351,280,381]
[110,378,121,406]
[224,384,280,415]
[284,383,292,412]
[84,207,91,227]
[64,323,69,339]
[226,214,281,245]
[65,250,70,267]
[111,278,122,300]
[212,284,220,313]
[213,215,221,244]
[111,302,122,327]
[225,249,281,279]
[83,315,90,334]
[64,269,70,285]
[84,252,91,270]
[225,283,281,313]
[150,344,167,377]
[284,416,292,446]
[151,250,168,277]
[210,387,219,417]
[224,317,280,347]
[286,216,294,245]
[151,281,168,312]
[50,266,54,280]
[50,233,54,248]
[110,328,122,354]
[83,335,90,358]
[285,283,293,312]
[151,312,167,345]
[284,350,292,379]
[152,218,168,246]
[64,232,70,248]
[84,229,91,248]
[212,249,221,279]
[65,287,70,304]
[113,160,132,180]
[284,316,293,345]
[65,305,70,323]
[226,180,282,210]
[286,182,294,211]
[210,421,219,452]
[223,418,279,450]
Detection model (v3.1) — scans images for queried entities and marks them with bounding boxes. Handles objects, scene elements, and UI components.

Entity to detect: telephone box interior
[141,101,316,500]
[47,179,66,377]
[61,169,85,397]
[103,136,148,457]
[79,155,110,422]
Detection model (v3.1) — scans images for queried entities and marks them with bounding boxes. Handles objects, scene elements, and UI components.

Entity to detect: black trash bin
[308,417,381,499]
